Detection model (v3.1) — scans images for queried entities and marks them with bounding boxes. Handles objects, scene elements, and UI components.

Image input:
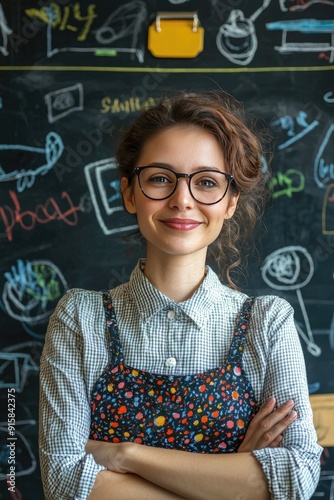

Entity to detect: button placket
[165,306,177,369]
[165,357,177,367]
[167,309,176,320]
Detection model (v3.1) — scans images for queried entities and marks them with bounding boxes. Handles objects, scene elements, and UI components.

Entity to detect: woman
[39,91,322,499]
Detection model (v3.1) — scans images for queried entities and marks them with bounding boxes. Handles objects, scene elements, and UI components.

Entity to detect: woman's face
[122,125,238,263]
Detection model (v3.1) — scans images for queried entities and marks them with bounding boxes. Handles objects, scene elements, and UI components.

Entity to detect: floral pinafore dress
[89,294,258,453]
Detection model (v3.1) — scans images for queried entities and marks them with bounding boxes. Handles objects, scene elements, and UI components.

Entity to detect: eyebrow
[144,162,225,173]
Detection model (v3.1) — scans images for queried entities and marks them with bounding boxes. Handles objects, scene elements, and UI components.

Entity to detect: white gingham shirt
[39,260,322,500]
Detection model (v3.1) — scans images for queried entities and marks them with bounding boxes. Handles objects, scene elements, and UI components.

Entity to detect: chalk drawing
[45,83,83,123]
[314,123,334,188]
[2,259,68,323]
[0,2,13,56]
[216,0,271,66]
[261,246,321,356]
[324,91,334,102]
[266,19,334,63]
[0,352,38,393]
[0,131,64,192]
[84,157,137,235]
[94,1,146,62]
[26,1,146,62]
[270,111,319,150]
[313,470,334,499]
[270,168,305,199]
[25,2,97,42]
[0,341,42,392]
[281,0,334,12]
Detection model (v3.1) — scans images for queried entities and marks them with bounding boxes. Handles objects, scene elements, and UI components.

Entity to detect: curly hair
[115,90,270,289]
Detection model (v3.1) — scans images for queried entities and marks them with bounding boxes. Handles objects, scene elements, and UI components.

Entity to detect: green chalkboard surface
[0,0,333,498]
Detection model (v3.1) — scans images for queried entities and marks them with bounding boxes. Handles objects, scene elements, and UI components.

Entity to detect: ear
[121,177,137,214]
[225,192,240,219]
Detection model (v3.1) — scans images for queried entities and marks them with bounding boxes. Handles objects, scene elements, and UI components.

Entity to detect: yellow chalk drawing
[25,3,97,42]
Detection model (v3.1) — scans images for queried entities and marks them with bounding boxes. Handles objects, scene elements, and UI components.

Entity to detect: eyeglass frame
[134,165,234,206]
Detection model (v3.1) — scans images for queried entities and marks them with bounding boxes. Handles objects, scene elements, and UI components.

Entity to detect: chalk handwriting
[271,111,319,150]
[270,168,305,199]
[0,190,80,242]
[0,132,64,192]
[100,96,157,114]
[2,259,68,323]
[0,3,13,56]
[25,2,97,42]
[314,123,334,188]
[261,246,321,356]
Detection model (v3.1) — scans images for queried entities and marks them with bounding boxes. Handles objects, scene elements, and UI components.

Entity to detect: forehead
[137,125,225,169]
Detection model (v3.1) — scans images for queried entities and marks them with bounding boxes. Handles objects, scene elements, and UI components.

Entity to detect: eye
[195,176,219,189]
[148,173,172,184]
[199,178,217,188]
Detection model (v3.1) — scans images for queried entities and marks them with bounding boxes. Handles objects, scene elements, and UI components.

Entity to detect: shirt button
[167,310,176,320]
[165,357,177,367]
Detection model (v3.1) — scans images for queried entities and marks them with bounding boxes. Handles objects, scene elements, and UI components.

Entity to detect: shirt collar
[127,259,233,329]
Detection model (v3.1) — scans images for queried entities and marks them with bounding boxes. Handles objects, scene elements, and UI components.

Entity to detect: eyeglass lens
[138,166,230,204]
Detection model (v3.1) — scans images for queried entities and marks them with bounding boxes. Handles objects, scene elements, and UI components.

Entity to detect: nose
[168,177,195,210]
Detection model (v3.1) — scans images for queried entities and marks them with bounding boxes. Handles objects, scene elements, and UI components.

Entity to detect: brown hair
[116,90,270,289]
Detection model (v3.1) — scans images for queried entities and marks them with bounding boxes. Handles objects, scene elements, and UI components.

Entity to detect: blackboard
[0,0,333,498]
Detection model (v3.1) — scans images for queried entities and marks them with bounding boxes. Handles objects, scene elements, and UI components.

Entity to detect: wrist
[121,441,141,474]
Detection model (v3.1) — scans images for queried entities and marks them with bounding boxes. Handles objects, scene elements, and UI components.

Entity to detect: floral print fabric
[90,294,258,453]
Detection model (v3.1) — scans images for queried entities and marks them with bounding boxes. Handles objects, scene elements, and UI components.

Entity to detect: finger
[268,435,283,448]
[258,410,297,447]
[247,397,277,430]
[257,399,295,431]
[267,409,298,438]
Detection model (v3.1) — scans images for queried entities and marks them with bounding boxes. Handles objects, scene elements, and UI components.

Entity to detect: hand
[86,439,130,473]
[237,397,297,453]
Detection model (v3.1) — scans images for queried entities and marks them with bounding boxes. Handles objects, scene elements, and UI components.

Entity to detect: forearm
[87,470,185,500]
[87,441,269,500]
[125,444,270,500]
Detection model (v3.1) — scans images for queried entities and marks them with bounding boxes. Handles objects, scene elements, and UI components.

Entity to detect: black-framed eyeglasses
[134,165,234,205]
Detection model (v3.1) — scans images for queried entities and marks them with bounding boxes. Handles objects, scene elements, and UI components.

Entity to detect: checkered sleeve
[39,291,106,500]
[252,297,322,499]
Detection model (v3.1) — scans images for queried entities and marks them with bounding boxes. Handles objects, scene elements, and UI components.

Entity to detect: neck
[143,250,207,303]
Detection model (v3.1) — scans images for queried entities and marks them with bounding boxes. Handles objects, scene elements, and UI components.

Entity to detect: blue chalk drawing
[266,19,334,63]
[0,132,64,192]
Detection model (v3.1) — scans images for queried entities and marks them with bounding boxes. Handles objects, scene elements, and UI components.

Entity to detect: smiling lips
[161,218,202,231]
